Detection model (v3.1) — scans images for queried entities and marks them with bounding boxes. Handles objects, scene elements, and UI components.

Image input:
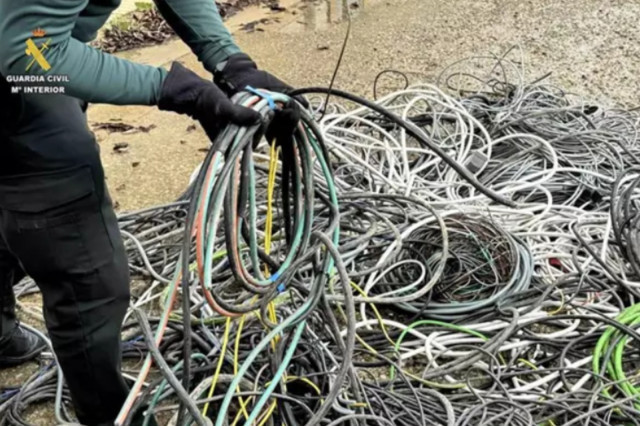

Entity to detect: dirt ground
[4,0,640,423]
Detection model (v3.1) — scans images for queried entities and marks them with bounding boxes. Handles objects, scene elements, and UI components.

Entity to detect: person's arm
[0,0,167,105]
[153,0,241,75]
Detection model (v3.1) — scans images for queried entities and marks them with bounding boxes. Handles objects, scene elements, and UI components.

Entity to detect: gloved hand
[158,62,261,142]
[214,53,308,145]
[214,53,308,107]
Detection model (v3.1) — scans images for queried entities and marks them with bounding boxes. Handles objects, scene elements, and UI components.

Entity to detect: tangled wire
[3,51,640,426]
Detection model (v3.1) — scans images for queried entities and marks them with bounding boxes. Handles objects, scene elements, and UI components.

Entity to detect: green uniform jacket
[0,0,241,105]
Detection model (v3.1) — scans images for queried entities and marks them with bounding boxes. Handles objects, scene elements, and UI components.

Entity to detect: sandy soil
[3,0,640,423]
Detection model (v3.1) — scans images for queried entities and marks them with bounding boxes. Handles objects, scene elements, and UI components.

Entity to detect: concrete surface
[4,0,640,423]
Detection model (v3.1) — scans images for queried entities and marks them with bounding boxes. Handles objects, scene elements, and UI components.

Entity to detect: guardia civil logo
[25,28,52,72]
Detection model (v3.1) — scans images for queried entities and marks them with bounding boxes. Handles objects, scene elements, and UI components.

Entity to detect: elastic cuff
[201,45,243,75]
[151,67,169,105]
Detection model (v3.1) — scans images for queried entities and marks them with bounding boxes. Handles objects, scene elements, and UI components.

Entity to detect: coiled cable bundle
[114,90,356,426]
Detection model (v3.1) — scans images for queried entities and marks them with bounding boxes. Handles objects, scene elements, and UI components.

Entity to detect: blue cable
[246,86,277,110]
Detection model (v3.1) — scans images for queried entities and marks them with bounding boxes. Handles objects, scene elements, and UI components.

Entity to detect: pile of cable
[5,51,640,426]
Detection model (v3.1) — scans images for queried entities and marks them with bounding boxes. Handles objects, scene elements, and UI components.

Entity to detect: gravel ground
[3,0,640,424]
[236,0,640,107]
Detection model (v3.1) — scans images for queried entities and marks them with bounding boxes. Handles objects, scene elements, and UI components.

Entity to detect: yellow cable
[265,140,281,348]
[549,288,565,316]
[203,317,232,417]
[257,402,278,426]
[350,402,368,408]
[233,151,281,426]
[284,376,322,396]
[335,281,464,390]
[356,333,378,355]
[264,140,279,273]
[517,359,556,426]
[350,281,395,346]
[236,142,288,426]
[255,376,324,426]
[230,315,252,426]
[518,358,539,371]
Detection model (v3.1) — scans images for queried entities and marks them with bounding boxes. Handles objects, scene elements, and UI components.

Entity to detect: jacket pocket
[0,167,114,275]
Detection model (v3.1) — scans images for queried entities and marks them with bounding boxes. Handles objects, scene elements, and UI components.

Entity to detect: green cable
[213,296,314,426]
[243,322,306,426]
[246,160,265,281]
[199,154,224,291]
[389,320,489,381]
[222,96,306,287]
[143,354,208,426]
[214,95,341,426]
[305,124,341,249]
[593,303,640,408]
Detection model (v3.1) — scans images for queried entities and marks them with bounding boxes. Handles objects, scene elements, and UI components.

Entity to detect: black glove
[214,53,307,144]
[214,53,307,106]
[158,62,261,142]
